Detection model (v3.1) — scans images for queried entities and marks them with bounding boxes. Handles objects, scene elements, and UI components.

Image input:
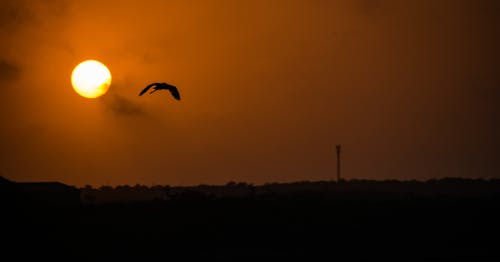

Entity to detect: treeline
[80,178,500,204]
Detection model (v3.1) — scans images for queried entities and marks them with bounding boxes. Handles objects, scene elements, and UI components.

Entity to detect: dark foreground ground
[2,179,500,261]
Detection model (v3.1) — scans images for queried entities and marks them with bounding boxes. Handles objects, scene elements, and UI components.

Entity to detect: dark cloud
[0,1,33,29]
[0,0,68,30]
[0,60,20,82]
[103,94,145,116]
[0,6,17,25]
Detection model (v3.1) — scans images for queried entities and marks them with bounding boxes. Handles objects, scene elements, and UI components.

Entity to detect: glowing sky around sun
[0,0,499,186]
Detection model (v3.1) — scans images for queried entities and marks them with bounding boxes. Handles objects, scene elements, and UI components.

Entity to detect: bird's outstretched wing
[139,83,159,96]
[167,85,181,100]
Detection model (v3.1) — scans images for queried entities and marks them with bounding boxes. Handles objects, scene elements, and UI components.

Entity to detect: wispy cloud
[104,94,145,116]
[0,60,20,82]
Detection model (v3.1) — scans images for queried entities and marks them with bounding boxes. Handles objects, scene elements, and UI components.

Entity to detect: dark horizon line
[2,175,500,189]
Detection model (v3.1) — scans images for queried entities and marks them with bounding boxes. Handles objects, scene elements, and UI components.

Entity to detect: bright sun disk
[71,60,111,99]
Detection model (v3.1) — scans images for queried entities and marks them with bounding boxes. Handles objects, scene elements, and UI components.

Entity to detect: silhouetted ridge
[0,177,80,205]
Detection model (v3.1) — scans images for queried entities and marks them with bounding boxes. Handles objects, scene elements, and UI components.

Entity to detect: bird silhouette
[139,82,180,100]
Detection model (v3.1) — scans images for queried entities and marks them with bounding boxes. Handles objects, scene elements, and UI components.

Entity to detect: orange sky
[1,0,499,186]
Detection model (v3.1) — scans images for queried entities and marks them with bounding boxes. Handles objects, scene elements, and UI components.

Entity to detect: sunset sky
[1,0,499,186]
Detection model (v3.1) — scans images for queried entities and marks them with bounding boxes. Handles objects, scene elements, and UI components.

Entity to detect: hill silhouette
[1,176,500,260]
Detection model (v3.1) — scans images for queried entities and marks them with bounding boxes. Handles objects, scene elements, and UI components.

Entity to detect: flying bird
[139,82,180,100]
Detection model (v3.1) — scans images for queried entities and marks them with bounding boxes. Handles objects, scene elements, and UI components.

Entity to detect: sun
[71,60,112,99]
